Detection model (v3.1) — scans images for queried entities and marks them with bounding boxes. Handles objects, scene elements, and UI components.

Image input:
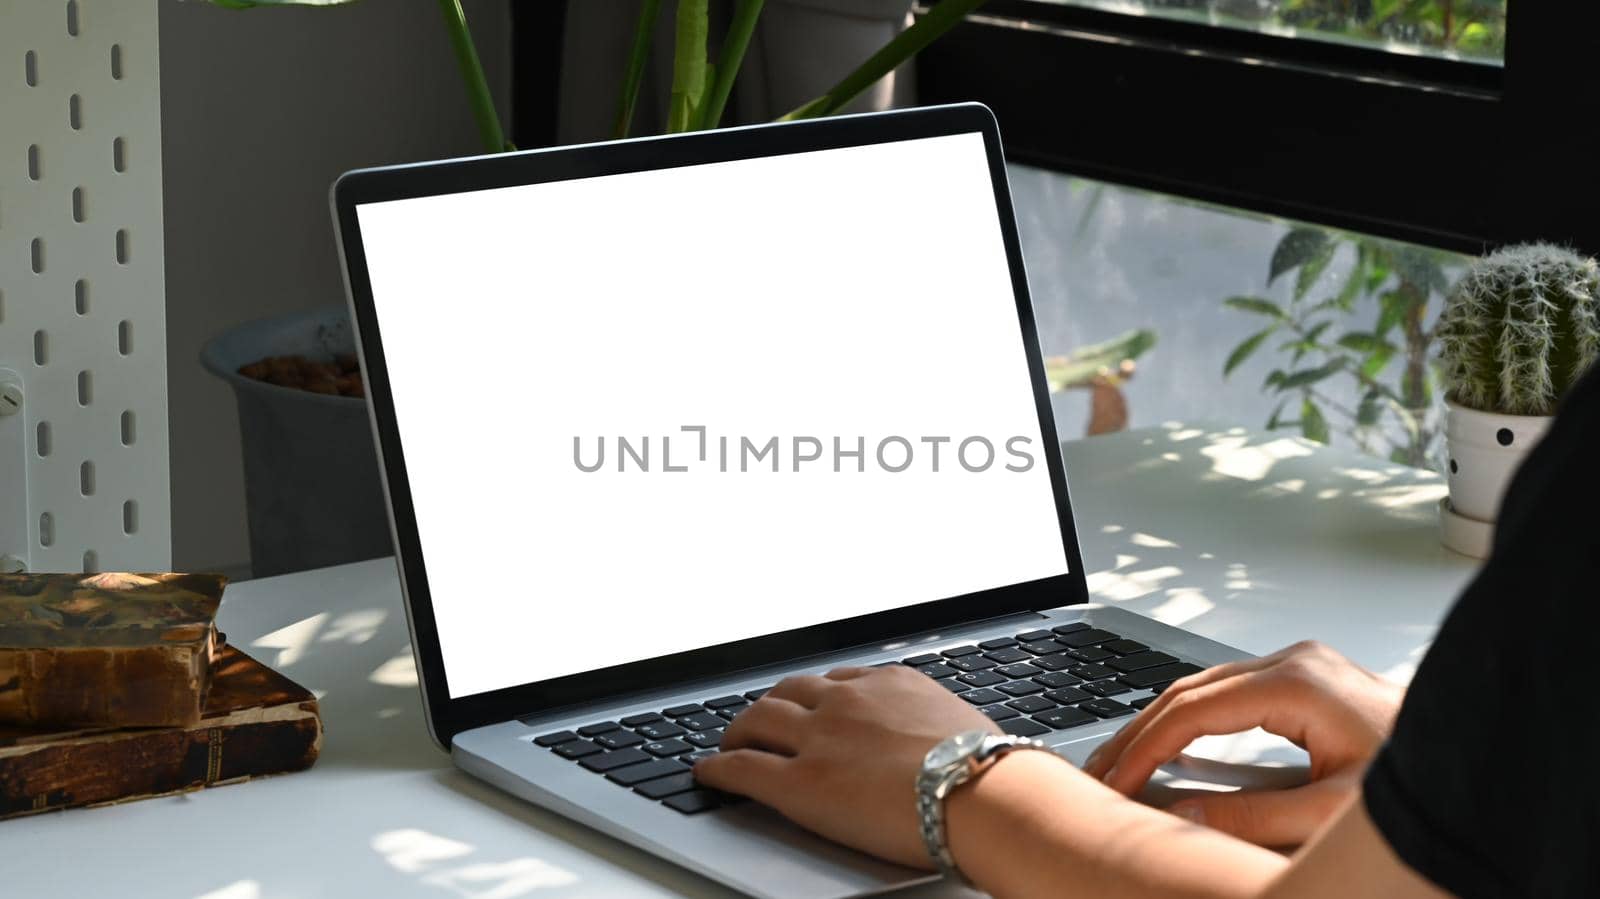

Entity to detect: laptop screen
[354,130,1071,699]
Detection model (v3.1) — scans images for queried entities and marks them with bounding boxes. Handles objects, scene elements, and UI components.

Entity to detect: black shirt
[1364,370,1600,897]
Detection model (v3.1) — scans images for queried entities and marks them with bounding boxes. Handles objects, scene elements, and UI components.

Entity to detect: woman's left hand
[693,664,999,869]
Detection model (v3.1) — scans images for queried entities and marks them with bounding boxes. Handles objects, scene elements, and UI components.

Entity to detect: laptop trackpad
[1053,727,1313,807]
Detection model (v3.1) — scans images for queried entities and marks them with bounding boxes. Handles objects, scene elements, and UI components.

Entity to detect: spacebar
[1119,662,1202,689]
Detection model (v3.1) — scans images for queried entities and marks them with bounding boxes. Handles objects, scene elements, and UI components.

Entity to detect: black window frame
[915,1,1600,258]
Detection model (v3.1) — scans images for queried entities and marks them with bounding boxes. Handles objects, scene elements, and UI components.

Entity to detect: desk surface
[8,425,1478,899]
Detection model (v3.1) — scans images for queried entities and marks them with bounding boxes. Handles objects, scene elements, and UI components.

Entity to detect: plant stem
[436,0,510,153]
[667,0,710,132]
[697,0,765,131]
[614,0,662,139]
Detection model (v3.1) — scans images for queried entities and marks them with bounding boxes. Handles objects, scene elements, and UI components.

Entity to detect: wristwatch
[916,729,1056,881]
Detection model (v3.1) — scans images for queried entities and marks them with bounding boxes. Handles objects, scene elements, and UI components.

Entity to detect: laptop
[331,103,1255,899]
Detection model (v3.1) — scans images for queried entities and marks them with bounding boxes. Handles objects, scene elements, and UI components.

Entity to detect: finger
[721,696,811,755]
[1168,780,1350,848]
[1102,672,1289,795]
[765,674,836,708]
[823,666,874,681]
[694,748,795,807]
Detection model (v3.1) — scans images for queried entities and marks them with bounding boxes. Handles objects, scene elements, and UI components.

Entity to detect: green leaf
[1294,238,1338,301]
[1223,296,1288,319]
[1375,289,1410,336]
[1389,448,1413,465]
[1361,346,1395,379]
[1265,399,1288,430]
[1301,397,1330,444]
[613,0,663,138]
[1356,390,1384,426]
[666,0,710,133]
[779,0,987,121]
[1269,228,1332,285]
[1337,331,1397,354]
[696,0,765,131]
[1263,369,1287,391]
[1044,329,1157,391]
[1224,327,1274,377]
[1278,361,1344,390]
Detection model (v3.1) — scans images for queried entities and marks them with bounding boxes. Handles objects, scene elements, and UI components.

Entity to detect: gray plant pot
[200,305,391,578]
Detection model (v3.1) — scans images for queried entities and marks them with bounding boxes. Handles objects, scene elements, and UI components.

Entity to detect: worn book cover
[0,645,322,819]
[0,572,226,727]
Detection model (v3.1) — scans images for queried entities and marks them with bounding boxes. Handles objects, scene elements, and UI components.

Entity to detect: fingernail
[1171,803,1204,825]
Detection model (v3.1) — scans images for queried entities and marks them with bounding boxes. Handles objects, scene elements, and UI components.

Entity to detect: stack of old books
[0,572,322,819]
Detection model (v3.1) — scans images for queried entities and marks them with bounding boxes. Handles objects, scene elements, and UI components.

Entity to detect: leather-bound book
[0,645,321,819]
[0,572,226,727]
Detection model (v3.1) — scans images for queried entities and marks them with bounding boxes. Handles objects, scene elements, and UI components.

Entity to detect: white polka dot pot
[1443,399,1552,524]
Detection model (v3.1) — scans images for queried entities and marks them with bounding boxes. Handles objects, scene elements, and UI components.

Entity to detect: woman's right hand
[1082,640,1403,848]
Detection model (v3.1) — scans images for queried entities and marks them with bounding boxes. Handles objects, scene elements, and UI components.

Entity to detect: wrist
[944,748,1065,885]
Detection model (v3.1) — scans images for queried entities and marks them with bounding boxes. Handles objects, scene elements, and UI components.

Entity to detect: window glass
[1035,0,1506,65]
[1012,164,1471,466]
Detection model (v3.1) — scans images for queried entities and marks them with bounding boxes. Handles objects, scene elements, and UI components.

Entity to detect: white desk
[7,425,1479,899]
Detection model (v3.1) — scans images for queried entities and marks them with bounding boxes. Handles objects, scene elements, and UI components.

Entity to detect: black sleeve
[1363,370,1600,899]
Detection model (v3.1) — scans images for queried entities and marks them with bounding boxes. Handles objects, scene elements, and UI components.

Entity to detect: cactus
[1435,243,1600,416]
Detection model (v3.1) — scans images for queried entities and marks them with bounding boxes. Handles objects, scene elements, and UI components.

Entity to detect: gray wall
[159,0,511,574]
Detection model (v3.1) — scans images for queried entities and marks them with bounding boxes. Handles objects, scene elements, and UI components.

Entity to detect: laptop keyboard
[532,622,1203,815]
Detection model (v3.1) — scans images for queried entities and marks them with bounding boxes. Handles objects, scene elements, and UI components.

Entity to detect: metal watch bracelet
[916,731,1057,883]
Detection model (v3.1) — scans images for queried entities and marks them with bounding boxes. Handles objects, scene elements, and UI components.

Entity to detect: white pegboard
[0,0,171,572]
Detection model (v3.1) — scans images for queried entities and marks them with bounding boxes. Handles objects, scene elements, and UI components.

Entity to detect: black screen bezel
[331,103,1090,746]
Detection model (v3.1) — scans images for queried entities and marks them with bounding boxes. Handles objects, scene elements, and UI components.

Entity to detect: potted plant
[199,0,987,576]
[1434,242,1600,557]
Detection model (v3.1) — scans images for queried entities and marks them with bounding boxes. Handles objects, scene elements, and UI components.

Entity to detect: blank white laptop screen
[355,131,1070,699]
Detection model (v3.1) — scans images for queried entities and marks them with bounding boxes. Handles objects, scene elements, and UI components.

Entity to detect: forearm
[946,751,1287,899]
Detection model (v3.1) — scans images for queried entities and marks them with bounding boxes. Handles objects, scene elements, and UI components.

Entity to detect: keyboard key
[1030,653,1074,671]
[663,703,705,717]
[1084,680,1131,697]
[1120,662,1203,690]
[982,704,1021,721]
[1051,622,1091,636]
[596,730,646,750]
[637,721,687,740]
[635,771,700,799]
[959,688,1008,706]
[1102,639,1148,655]
[1015,629,1055,642]
[715,705,746,720]
[620,712,663,727]
[704,695,746,710]
[664,790,724,814]
[983,647,1033,664]
[686,729,723,749]
[942,645,982,658]
[997,663,1043,679]
[643,739,693,757]
[1080,698,1136,719]
[902,653,943,666]
[1108,651,1179,673]
[1000,718,1052,738]
[1033,671,1083,688]
[916,662,959,679]
[743,688,771,701]
[1066,647,1114,663]
[941,679,972,693]
[978,637,1018,650]
[682,749,718,764]
[1059,628,1119,648]
[957,670,1006,688]
[1044,686,1092,705]
[1020,640,1067,656]
[607,757,690,786]
[553,740,604,759]
[1130,695,1158,710]
[578,722,620,738]
[1006,695,1056,714]
[1068,663,1116,681]
[948,656,999,673]
[534,730,578,747]
[580,747,651,772]
[678,712,724,732]
[996,680,1044,697]
[1035,707,1098,729]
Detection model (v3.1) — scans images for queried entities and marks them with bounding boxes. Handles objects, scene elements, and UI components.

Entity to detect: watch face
[925,730,987,770]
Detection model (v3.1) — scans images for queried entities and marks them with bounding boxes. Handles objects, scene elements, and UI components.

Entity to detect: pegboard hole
[39,513,54,548]
[68,93,81,130]
[110,44,123,80]
[36,421,51,457]
[120,409,136,445]
[123,500,138,535]
[25,50,38,86]
[33,330,48,366]
[118,320,133,355]
[72,186,85,223]
[31,237,44,273]
[75,279,89,314]
[82,550,97,574]
[112,137,125,173]
[77,370,92,406]
[80,460,96,496]
[66,0,79,36]
[27,144,41,180]
[115,229,129,264]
